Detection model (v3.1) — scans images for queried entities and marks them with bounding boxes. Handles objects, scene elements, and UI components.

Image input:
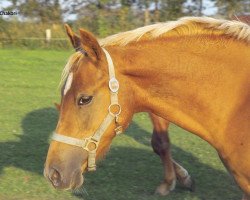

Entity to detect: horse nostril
[49,167,61,188]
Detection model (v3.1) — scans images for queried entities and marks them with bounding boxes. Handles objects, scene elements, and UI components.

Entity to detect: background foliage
[0,0,249,49]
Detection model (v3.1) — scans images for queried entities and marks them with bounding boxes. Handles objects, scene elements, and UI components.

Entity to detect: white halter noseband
[51,48,122,171]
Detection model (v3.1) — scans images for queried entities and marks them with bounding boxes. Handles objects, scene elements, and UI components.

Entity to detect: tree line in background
[0,0,249,49]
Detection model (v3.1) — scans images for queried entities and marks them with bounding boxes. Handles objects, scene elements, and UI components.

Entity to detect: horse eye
[78,96,93,106]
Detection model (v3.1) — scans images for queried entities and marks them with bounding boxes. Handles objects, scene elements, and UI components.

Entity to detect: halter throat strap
[51,48,122,171]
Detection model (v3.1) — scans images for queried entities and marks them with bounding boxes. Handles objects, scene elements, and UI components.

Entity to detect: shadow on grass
[0,108,241,199]
[0,107,57,174]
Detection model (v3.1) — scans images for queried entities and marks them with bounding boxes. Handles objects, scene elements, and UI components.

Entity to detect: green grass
[0,49,241,200]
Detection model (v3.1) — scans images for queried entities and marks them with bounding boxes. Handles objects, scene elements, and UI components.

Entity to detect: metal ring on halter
[83,138,99,152]
[108,103,121,117]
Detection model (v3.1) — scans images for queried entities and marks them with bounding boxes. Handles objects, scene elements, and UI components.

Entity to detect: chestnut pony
[44,17,250,199]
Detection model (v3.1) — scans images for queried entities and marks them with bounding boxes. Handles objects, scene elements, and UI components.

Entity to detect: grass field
[0,49,242,200]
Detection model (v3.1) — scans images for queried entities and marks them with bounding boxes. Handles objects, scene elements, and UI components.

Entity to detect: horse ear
[79,29,103,61]
[64,24,81,49]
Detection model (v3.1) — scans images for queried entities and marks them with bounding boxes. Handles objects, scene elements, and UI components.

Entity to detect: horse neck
[105,35,249,149]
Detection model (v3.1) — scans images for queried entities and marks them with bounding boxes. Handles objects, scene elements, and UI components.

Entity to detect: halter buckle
[115,126,123,135]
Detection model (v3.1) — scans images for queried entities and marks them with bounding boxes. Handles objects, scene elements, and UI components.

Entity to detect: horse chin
[69,170,84,190]
[69,163,89,190]
[64,162,87,190]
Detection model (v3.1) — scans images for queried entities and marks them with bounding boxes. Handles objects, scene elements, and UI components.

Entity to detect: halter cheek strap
[51,48,122,171]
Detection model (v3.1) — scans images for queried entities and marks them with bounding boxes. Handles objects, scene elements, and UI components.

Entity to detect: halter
[51,48,122,171]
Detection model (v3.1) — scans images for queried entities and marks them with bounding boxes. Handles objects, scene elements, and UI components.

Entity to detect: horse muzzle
[44,165,84,190]
[44,141,88,190]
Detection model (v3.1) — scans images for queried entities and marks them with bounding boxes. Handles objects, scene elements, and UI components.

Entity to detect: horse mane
[99,16,250,47]
[60,17,250,87]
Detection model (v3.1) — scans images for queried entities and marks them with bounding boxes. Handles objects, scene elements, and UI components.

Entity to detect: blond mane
[99,16,250,47]
[61,17,250,87]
